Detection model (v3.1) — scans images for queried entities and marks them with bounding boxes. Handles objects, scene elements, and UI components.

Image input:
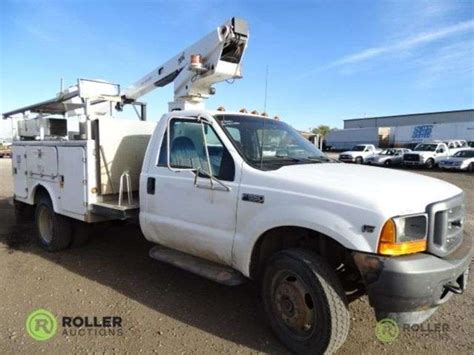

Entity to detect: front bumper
[403,160,425,166]
[353,233,473,324]
[439,164,466,170]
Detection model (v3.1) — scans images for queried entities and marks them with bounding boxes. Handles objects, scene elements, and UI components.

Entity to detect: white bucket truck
[4,18,472,355]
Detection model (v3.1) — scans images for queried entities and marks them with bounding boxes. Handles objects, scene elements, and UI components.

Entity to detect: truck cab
[137,110,472,354]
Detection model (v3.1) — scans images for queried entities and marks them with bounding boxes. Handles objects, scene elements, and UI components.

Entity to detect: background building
[344,109,473,129]
[326,109,474,150]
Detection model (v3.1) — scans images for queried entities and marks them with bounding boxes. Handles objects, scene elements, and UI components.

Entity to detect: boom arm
[122,17,249,111]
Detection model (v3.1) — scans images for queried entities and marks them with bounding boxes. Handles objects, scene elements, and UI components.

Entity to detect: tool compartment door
[25,146,58,181]
[11,146,28,198]
[58,146,87,215]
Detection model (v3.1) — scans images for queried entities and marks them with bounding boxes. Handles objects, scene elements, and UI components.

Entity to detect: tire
[425,158,435,169]
[469,163,474,173]
[35,195,72,251]
[355,156,363,164]
[262,249,350,355]
[384,160,392,167]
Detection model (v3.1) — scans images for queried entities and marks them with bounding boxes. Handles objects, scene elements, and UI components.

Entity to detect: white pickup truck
[4,17,473,355]
[8,110,473,354]
[403,141,450,169]
[338,144,379,164]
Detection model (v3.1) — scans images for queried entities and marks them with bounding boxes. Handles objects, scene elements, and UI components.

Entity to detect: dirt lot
[0,158,472,354]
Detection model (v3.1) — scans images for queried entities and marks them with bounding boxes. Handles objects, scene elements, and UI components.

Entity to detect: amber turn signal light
[378,219,427,256]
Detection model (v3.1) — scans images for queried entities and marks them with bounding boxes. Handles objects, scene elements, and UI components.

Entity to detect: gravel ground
[0,158,472,354]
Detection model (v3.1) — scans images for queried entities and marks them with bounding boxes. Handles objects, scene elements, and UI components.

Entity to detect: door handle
[147,177,155,195]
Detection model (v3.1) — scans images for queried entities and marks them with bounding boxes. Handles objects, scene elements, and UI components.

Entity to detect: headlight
[378,214,428,256]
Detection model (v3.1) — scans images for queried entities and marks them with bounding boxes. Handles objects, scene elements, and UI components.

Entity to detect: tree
[311,125,334,137]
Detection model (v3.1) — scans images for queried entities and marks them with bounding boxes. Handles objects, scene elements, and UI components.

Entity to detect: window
[158,119,235,181]
[215,114,329,170]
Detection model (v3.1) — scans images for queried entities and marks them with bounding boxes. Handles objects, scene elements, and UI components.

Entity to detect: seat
[170,136,202,170]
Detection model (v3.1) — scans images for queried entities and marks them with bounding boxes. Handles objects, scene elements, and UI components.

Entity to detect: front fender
[232,203,383,277]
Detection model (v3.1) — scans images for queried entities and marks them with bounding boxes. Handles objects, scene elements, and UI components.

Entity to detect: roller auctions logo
[26,309,123,341]
[375,318,399,343]
[26,309,58,341]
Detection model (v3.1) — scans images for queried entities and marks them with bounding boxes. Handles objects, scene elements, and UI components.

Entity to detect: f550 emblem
[242,193,265,204]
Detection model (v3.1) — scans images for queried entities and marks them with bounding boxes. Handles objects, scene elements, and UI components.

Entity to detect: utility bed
[10,117,154,222]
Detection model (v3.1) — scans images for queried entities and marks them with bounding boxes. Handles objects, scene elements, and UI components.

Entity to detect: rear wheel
[262,249,350,355]
[35,195,72,251]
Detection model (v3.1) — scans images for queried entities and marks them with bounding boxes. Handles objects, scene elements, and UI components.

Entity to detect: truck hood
[270,163,462,217]
[409,151,435,156]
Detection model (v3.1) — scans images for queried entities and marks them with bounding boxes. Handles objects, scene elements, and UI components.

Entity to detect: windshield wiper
[272,156,304,162]
[306,156,334,162]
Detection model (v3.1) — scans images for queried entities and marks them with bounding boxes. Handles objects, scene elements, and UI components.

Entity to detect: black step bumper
[352,233,473,324]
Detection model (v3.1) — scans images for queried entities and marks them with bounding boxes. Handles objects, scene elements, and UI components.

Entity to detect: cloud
[414,40,474,88]
[321,19,474,70]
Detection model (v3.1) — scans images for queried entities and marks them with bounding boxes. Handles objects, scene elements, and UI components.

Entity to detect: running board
[149,245,246,286]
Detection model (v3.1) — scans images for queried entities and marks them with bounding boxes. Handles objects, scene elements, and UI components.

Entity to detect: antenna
[263,65,269,112]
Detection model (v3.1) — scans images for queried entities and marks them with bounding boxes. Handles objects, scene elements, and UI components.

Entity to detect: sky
[1,0,473,138]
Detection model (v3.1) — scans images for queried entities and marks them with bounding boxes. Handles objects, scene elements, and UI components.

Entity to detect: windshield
[454,150,474,158]
[350,145,366,151]
[414,144,437,152]
[215,114,329,170]
[380,149,396,155]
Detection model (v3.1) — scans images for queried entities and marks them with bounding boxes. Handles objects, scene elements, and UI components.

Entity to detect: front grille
[404,153,420,162]
[426,194,464,257]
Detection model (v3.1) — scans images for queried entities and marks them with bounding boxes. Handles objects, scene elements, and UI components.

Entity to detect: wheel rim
[38,205,53,244]
[271,270,316,340]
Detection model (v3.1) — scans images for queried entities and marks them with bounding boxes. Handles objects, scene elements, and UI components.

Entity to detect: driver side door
[143,117,239,265]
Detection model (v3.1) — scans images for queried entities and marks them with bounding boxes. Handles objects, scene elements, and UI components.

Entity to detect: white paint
[139,111,463,277]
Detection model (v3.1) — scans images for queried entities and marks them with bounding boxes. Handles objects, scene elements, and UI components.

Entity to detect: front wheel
[262,249,350,355]
[384,159,392,167]
[425,158,435,169]
[355,156,363,164]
